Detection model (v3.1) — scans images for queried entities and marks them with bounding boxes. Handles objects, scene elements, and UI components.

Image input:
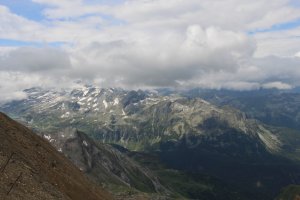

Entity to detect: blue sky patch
[0,0,46,21]
[248,18,300,34]
[0,39,68,47]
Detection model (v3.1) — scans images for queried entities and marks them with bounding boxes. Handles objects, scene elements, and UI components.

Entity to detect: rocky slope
[182,89,300,130]
[181,89,300,161]
[0,112,112,200]
[41,128,168,195]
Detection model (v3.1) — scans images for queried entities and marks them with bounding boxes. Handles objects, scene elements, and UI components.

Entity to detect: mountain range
[1,85,300,199]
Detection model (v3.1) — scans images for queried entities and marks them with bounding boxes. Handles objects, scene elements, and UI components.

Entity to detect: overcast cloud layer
[1,0,300,102]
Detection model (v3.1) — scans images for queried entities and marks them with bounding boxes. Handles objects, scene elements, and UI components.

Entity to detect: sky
[1,0,300,102]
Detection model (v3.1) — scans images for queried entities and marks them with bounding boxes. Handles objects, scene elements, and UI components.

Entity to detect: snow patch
[83,88,89,96]
[61,112,70,118]
[79,97,87,102]
[83,140,88,147]
[103,100,108,108]
[44,135,51,141]
[113,98,119,105]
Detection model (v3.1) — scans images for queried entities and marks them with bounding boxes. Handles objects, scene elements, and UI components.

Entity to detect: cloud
[66,25,254,88]
[0,0,300,102]
[0,47,73,103]
[262,81,293,90]
[0,47,71,72]
[31,0,108,19]
[252,56,300,84]
[253,25,300,57]
[0,72,42,103]
[0,70,78,104]
[0,5,44,41]
[107,0,300,34]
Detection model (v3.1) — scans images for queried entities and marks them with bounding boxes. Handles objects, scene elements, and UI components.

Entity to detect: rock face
[0,112,112,200]
[42,128,167,194]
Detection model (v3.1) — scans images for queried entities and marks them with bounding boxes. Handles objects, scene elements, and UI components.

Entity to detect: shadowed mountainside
[42,128,168,195]
[0,112,112,200]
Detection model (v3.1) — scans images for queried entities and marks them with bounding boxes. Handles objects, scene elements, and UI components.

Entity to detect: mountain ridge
[0,86,282,153]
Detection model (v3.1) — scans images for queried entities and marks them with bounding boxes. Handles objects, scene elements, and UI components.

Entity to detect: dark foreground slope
[0,112,112,200]
[276,185,300,200]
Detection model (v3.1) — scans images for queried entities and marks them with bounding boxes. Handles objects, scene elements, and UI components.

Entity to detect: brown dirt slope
[0,112,113,200]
